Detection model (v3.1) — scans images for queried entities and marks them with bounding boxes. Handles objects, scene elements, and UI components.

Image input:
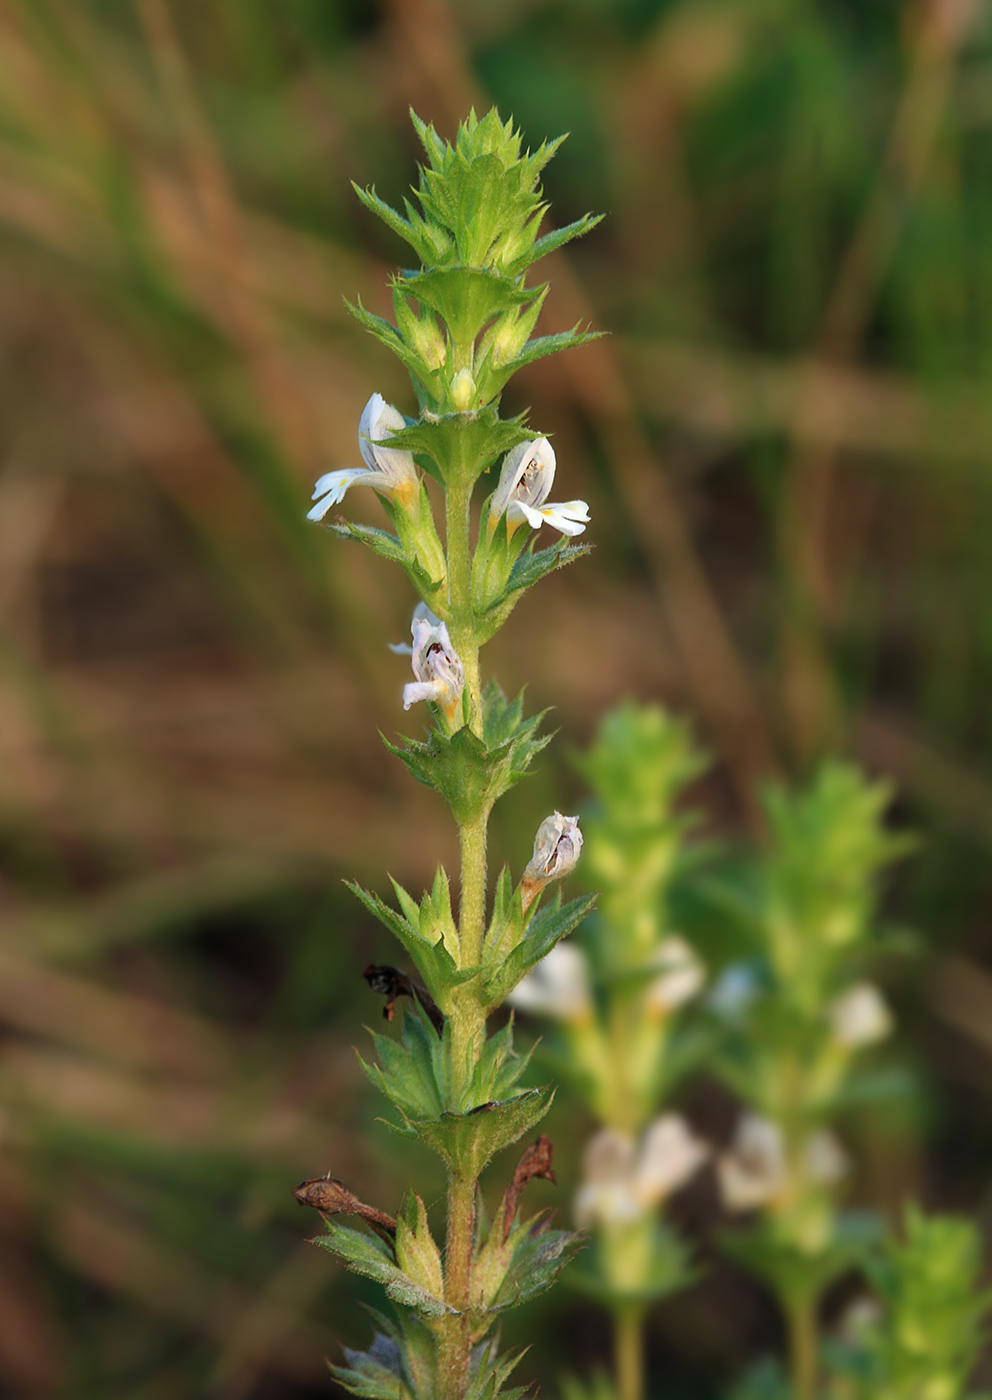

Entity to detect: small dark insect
[363,962,444,1036]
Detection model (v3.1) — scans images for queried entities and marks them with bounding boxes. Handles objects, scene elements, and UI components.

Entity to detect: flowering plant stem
[439,806,490,1396]
[298,109,600,1400]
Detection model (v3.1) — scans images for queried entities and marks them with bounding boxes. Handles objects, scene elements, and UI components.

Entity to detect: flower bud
[490,309,530,369]
[394,291,447,371]
[449,367,478,411]
[412,314,447,370]
[520,811,582,910]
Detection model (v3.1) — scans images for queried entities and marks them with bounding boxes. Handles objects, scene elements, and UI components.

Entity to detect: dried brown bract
[503,1135,557,1242]
[293,1172,397,1243]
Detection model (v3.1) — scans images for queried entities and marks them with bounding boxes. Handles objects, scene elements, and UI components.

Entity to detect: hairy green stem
[437,455,491,1398]
[615,1306,646,1400]
[445,469,483,732]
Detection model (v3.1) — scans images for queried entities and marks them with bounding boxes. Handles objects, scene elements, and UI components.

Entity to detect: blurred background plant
[510,702,712,1400]
[700,764,911,1400]
[4,0,992,1396]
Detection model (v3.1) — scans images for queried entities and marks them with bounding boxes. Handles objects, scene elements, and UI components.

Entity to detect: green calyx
[384,681,551,826]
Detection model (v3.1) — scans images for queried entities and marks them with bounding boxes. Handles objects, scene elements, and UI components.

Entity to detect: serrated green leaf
[312,1218,453,1317]
[483,893,598,1009]
[348,880,469,1008]
[478,541,591,640]
[473,1209,582,1320]
[347,297,446,407]
[529,212,605,265]
[406,1087,554,1178]
[484,866,524,965]
[395,1192,444,1299]
[327,519,408,565]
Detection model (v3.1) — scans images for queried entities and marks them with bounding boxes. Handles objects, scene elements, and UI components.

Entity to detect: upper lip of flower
[307,393,417,521]
[497,438,557,513]
[488,437,590,538]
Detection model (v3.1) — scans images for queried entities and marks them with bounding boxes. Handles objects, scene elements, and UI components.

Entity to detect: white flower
[574,1115,709,1229]
[507,942,592,1022]
[645,937,706,1013]
[707,963,760,1021]
[717,1115,787,1213]
[717,1114,848,1214]
[308,393,417,521]
[400,606,465,721]
[828,983,892,1049]
[635,1115,711,1202]
[488,438,590,538]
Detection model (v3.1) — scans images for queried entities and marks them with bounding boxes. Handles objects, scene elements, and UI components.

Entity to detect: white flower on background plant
[828,982,892,1049]
[645,937,706,1013]
[308,393,417,520]
[574,1115,709,1228]
[707,963,760,1022]
[717,1114,848,1214]
[399,605,464,721]
[488,437,590,538]
[507,941,592,1022]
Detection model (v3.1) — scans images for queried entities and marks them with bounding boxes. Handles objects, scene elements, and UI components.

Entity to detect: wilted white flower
[520,811,582,910]
[717,1114,848,1214]
[507,942,592,1021]
[707,963,760,1021]
[574,1115,709,1229]
[400,606,465,721]
[308,393,417,520]
[488,438,590,538]
[828,982,892,1049]
[645,937,706,1013]
[525,811,582,882]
